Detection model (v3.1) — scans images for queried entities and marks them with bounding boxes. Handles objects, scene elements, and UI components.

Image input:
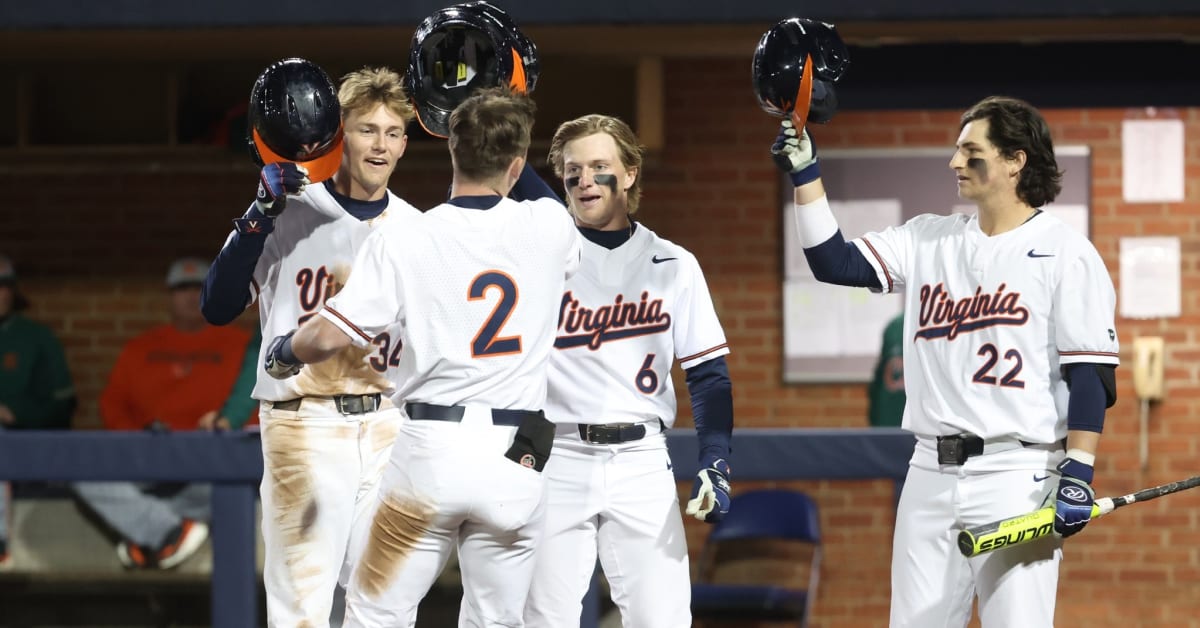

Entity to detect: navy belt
[405,402,540,427]
[273,394,382,415]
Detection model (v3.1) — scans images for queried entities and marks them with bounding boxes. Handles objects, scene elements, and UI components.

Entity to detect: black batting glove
[771,120,821,186]
[255,163,310,218]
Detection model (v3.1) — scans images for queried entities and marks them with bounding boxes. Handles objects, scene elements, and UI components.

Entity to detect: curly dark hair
[961,96,1063,207]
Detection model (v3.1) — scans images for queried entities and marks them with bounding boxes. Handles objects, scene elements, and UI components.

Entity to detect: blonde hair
[548,114,645,214]
[338,67,415,125]
[449,87,536,181]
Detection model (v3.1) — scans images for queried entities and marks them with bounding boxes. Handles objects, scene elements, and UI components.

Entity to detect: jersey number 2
[469,271,522,357]
[973,344,1025,388]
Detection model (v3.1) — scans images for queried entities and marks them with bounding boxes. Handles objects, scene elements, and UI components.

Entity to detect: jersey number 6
[469,271,523,358]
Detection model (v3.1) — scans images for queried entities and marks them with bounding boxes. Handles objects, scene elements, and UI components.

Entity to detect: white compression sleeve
[792,195,840,248]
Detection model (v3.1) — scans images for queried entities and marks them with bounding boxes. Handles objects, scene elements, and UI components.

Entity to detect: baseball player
[201,61,418,627]
[263,87,582,628]
[775,96,1118,627]
[515,114,734,628]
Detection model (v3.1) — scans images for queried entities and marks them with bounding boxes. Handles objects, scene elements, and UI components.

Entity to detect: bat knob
[956,530,976,557]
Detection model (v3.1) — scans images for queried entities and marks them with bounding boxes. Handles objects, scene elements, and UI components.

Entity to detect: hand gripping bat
[957,474,1200,557]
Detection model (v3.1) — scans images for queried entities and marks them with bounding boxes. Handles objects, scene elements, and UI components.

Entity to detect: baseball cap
[0,254,14,284]
[166,258,211,289]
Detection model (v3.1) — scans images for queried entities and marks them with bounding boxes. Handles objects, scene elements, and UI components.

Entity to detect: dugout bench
[0,428,916,628]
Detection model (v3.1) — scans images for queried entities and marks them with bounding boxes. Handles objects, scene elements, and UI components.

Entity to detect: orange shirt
[99,324,249,431]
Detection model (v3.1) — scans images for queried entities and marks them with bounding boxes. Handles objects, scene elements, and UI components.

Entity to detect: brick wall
[2,57,1198,626]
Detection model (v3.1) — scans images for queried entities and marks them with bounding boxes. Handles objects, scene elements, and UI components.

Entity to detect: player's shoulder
[383,191,422,218]
[514,196,571,219]
[904,212,970,234]
[510,196,576,236]
[637,225,702,267]
[291,183,340,216]
[1033,212,1104,260]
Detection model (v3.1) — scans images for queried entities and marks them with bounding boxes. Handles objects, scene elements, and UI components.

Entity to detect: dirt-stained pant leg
[342,408,404,587]
[344,411,547,628]
[261,401,400,628]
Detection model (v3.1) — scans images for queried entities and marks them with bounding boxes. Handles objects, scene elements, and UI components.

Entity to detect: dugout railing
[0,428,916,628]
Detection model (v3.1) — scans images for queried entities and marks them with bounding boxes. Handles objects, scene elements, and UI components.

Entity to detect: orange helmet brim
[252,126,345,184]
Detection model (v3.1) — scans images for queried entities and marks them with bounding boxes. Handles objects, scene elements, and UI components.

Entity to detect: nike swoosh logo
[651,255,677,264]
[1027,249,1055,258]
[1033,474,1050,482]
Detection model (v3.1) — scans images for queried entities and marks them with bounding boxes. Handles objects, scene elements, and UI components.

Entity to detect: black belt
[405,402,540,427]
[578,423,649,445]
[273,394,382,415]
[936,434,1063,465]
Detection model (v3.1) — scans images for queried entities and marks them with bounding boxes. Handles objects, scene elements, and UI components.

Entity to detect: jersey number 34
[469,271,523,358]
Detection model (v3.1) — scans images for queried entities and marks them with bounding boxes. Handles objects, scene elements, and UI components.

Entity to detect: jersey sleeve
[850,215,934,294]
[674,253,730,370]
[1055,243,1119,366]
[319,227,405,348]
[531,197,581,279]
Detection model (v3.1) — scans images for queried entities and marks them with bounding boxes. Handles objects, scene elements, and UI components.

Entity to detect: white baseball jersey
[546,225,730,428]
[321,196,581,410]
[853,211,1119,442]
[229,183,419,401]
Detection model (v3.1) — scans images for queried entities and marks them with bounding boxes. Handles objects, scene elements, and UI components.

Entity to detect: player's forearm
[793,178,827,206]
[203,205,277,326]
[1066,430,1100,461]
[291,316,353,364]
[685,357,733,460]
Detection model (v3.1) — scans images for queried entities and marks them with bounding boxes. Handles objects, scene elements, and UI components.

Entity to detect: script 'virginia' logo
[914,282,1029,341]
[555,291,671,350]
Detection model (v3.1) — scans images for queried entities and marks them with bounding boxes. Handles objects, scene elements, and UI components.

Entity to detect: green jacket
[868,314,905,428]
[218,327,261,429]
[0,314,75,429]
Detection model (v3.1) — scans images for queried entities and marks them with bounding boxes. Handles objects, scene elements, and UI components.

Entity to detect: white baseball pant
[525,430,691,628]
[890,440,1064,628]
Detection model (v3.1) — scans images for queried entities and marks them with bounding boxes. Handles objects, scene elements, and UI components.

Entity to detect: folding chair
[691,489,821,627]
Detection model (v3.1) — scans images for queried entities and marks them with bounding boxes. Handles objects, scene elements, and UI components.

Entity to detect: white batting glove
[771,120,820,186]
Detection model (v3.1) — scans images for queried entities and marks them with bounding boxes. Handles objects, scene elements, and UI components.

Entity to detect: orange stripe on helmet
[509,47,528,93]
[790,53,814,130]
[252,125,345,183]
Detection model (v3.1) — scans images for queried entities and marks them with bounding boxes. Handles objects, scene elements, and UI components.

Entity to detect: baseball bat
[957,474,1200,557]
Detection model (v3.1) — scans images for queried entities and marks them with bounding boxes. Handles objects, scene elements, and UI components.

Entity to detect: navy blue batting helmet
[247,57,344,182]
[406,1,539,138]
[752,18,849,127]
